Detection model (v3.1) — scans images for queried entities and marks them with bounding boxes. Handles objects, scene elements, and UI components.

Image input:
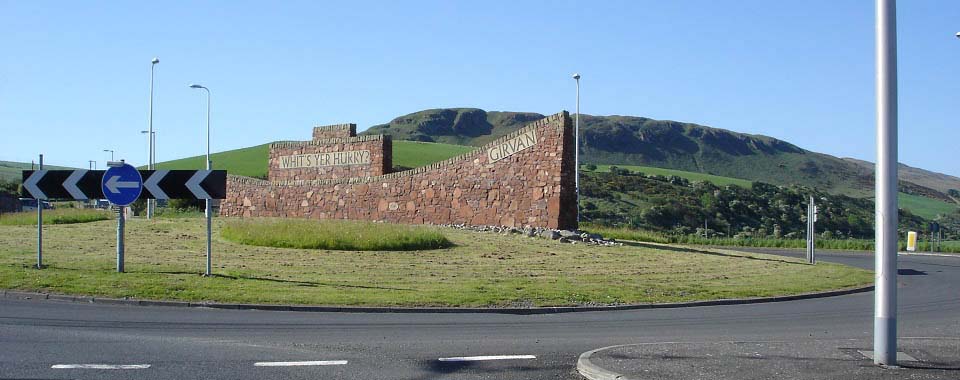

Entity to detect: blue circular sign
[101,163,143,206]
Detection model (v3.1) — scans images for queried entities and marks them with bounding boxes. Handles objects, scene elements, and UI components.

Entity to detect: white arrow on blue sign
[101,163,143,206]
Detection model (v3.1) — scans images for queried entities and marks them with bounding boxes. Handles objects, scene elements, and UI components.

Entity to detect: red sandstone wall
[222,111,577,229]
[267,135,392,182]
[312,123,356,140]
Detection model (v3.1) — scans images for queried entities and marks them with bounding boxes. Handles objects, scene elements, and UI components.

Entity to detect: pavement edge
[1,285,873,314]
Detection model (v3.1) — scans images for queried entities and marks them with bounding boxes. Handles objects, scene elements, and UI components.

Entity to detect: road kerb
[577,345,638,380]
[1,285,874,314]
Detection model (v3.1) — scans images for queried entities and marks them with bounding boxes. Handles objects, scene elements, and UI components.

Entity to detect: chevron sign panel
[21,170,226,200]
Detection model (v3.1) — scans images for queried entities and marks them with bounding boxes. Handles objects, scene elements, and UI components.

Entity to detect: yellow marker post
[906,231,917,252]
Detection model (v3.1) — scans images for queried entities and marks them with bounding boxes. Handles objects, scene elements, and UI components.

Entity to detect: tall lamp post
[572,73,581,226]
[147,57,159,219]
[874,0,899,366]
[189,84,212,277]
[103,149,114,162]
[88,160,97,170]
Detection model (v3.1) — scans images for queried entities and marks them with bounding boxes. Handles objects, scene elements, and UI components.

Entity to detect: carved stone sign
[487,129,538,163]
[279,150,371,169]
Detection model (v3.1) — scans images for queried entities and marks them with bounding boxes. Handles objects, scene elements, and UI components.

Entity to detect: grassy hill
[153,141,473,178]
[150,139,956,222]
[898,193,958,220]
[364,108,958,201]
[0,161,77,183]
[590,164,754,188]
[153,143,271,178]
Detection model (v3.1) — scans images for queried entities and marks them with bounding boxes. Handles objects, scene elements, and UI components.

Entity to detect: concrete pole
[874,0,899,366]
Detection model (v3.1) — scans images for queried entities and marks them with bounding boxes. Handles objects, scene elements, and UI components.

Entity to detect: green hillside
[590,164,754,188]
[154,144,271,178]
[898,193,958,220]
[153,141,473,178]
[390,141,473,168]
[363,108,959,201]
[0,161,77,183]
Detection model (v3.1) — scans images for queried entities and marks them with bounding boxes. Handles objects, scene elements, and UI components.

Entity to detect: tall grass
[222,219,453,251]
[582,224,960,253]
[0,208,111,226]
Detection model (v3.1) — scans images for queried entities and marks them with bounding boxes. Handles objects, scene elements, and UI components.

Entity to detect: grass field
[222,219,452,251]
[897,192,958,219]
[0,218,872,307]
[589,164,755,188]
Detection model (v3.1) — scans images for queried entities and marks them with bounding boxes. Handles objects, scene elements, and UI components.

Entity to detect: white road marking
[254,360,348,367]
[51,364,150,369]
[438,355,536,362]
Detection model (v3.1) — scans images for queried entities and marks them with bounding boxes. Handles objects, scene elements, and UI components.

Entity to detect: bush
[222,219,453,251]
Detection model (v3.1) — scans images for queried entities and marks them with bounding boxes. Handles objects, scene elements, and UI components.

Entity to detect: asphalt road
[1,250,957,379]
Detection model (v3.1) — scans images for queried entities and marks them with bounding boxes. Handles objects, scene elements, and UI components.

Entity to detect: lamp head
[151,57,160,64]
[572,73,581,80]
[956,32,960,39]
[189,84,204,89]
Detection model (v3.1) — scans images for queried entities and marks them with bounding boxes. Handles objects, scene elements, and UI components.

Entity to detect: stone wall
[312,123,356,140]
[268,135,392,182]
[221,111,577,229]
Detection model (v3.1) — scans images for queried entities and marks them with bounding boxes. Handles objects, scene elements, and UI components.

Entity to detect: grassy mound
[0,218,872,307]
[0,208,112,226]
[221,219,452,251]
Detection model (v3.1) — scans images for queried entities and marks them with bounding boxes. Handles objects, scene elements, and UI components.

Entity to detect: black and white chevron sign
[21,170,227,200]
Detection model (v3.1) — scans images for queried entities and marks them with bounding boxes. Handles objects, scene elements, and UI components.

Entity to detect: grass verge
[583,224,960,253]
[0,209,112,226]
[222,219,452,251]
[0,218,873,307]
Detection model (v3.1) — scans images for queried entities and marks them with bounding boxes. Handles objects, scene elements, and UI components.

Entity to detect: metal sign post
[101,161,143,273]
[36,154,43,269]
[806,196,816,264]
[117,206,125,272]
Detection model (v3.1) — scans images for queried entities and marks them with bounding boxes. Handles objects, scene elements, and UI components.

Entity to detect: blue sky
[1,1,958,177]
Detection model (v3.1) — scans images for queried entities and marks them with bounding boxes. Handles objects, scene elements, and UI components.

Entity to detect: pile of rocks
[439,224,622,246]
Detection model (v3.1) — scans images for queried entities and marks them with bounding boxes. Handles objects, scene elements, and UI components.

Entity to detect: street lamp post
[572,73,581,226]
[189,84,212,277]
[147,58,159,219]
[874,0,899,366]
[103,149,114,162]
[88,160,96,170]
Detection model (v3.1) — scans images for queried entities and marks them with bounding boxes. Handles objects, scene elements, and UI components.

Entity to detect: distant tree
[949,189,960,198]
[584,164,597,171]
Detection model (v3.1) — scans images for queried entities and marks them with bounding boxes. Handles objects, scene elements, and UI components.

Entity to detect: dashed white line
[438,355,536,362]
[51,364,151,369]
[254,360,348,367]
